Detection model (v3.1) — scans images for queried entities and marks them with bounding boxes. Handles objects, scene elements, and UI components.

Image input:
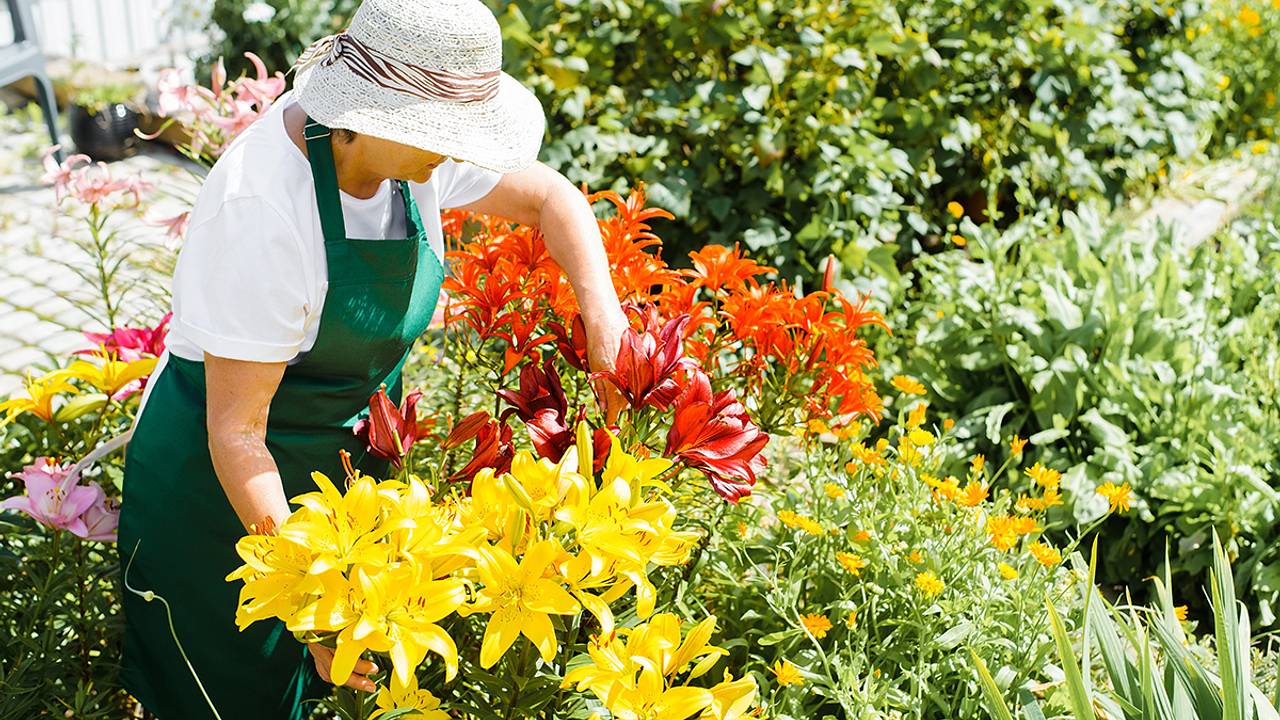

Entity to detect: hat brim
[292,60,546,174]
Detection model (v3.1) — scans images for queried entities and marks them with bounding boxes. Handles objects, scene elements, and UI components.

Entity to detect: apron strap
[398,180,425,237]
[303,115,346,242]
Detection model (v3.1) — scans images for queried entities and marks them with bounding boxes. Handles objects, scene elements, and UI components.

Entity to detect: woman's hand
[307,644,379,692]
[584,308,630,425]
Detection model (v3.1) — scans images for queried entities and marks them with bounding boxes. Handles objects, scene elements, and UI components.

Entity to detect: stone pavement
[0,97,199,397]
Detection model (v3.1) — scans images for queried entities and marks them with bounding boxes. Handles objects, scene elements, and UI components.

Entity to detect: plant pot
[70,102,141,162]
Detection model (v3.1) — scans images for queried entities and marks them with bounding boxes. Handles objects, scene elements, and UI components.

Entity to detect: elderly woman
[116,0,628,717]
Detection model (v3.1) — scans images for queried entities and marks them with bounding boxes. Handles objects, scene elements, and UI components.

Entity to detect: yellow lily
[65,355,157,397]
[0,368,76,425]
[370,675,449,720]
[466,538,580,668]
[281,471,404,574]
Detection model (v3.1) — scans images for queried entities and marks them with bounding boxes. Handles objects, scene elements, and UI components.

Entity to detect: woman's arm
[453,162,630,421]
[204,353,292,532]
[204,352,379,691]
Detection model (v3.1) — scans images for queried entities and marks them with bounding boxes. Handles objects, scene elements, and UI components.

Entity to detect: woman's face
[357,133,461,183]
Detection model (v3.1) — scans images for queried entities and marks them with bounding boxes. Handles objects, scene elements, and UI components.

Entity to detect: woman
[116,1,629,717]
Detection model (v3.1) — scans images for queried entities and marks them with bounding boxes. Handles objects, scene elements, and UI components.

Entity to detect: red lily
[497,358,568,425]
[664,369,769,503]
[547,315,590,373]
[443,411,514,482]
[353,386,431,470]
[591,312,698,412]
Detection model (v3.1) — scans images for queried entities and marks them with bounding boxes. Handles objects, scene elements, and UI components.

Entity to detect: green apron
[118,116,445,720]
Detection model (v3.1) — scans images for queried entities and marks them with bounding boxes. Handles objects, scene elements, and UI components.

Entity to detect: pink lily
[0,458,97,536]
[148,211,190,241]
[78,312,171,362]
[40,146,91,203]
[78,483,120,543]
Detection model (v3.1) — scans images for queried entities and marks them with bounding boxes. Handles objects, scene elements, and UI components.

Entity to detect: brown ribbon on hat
[294,31,501,103]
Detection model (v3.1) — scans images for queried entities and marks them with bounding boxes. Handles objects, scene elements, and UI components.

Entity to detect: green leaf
[53,393,110,423]
[970,650,1016,720]
[1047,599,1094,720]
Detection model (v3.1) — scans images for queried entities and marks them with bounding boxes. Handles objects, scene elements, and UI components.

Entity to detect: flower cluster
[227,423,732,715]
[41,148,152,210]
[440,184,887,503]
[563,614,758,720]
[149,51,285,164]
[0,457,118,542]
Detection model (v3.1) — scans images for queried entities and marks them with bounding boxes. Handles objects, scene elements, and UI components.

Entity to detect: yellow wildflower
[1096,482,1133,514]
[1175,605,1188,622]
[771,660,804,686]
[844,610,858,628]
[942,418,955,431]
[957,481,989,508]
[800,613,832,639]
[806,418,830,436]
[946,201,965,219]
[970,454,985,475]
[852,529,872,543]
[892,374,926,395]
[907,550,924,565]
[824,482,846,500]
[1240,5,1261,26]
[915,572,944,597]
[925,474,960,502]
[836,552,867,576]
[906,402,928,428]
[778,510,824,536]
[998,563,1019,580]
[1029,542,1062,567]
[1024,463,1061,489]
[1010,435,1027,455]
[908,428,935,446]
[952,234,967,247]
[1041,486,1064,508]
[1218,74,1231,90]
[371,677,449,720]
[1016,495,1046,513]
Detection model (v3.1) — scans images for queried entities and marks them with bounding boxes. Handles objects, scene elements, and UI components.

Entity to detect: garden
[1,0,1279,718]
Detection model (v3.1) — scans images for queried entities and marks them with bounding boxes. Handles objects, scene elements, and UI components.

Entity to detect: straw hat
[291,0,545,174]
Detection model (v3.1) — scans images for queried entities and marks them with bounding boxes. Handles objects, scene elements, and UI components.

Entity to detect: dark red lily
[353,386,430,470]
[591,312,697,412]
[497,358,568,424]
[78,312,171,361]
[547,314,590,373]
[443,411,514,482]
[664,369,769,503]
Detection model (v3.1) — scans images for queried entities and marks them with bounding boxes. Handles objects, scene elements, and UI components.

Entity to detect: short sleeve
[170,197,312,363]
[436,159,503,209]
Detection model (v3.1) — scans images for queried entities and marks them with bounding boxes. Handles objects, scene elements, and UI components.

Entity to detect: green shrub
[881,169,1280,621]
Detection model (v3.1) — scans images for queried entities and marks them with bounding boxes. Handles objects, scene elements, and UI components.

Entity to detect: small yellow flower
[1251,141,1269,155]
[1174,605,1188,622]
[946,201,965,219]
[906,402,928,428]
[1239,5,1261,26]
[771,660,804,686]
[800,613,832,639]
[1024,463,1061,489]
[1015,495,1046,513]
[852,529,873,544]
[925,474,961,503]
[1010,435,1028,455]
[836,551,867,576]
[907,550,924,565]
[908,428,935,446]
[915,572,944,597]
[1041,486,1064,508]
[844,610,858,628]
[942,418,955,431]
[1096,482,1133,514]
[892,374,927,395]
[1218,74,1231,90]
[951,234,967,247]
[807,418,830,435]
[1029,542,1062,567]
[970,454,985,475]
[957,481,989,508]
[998,562,1019,580]
[824,482,846,500]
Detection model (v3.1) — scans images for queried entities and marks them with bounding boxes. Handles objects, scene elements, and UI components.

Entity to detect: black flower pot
[70,102,141,162]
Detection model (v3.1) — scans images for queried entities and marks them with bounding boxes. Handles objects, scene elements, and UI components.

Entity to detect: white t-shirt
[164,89,502,366]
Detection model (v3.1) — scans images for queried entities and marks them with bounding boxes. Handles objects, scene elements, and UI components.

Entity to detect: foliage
[979,536,1280,719]
[881,166,1280,622]
[203,0,360,82]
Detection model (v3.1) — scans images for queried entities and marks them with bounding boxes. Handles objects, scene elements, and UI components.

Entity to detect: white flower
[242,2,276,23]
